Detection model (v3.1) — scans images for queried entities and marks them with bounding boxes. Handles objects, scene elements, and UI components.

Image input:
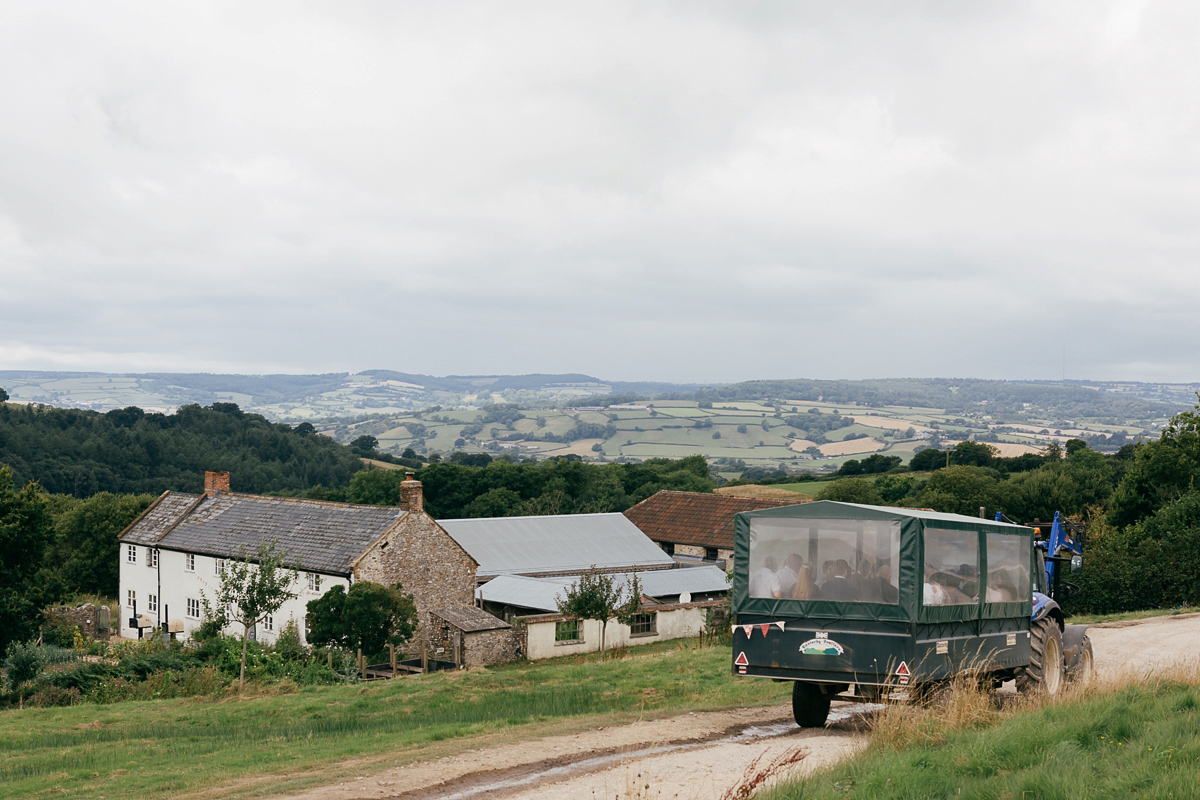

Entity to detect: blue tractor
[1012,511,1093,694]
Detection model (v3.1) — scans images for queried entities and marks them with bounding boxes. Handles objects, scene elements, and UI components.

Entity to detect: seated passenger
[861,562,899,603]
[792,564,818,600]
[986,569,1018,603]
[749,555,783,598]
[776,554,804,597]
[820,558,858,601]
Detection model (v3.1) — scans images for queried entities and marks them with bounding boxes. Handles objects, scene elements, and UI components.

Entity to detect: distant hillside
[0,370,700,419]
[0,402,363,496]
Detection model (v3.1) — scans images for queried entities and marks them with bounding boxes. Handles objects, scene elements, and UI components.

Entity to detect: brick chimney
[398,472,423,513]
[204,471,231,497]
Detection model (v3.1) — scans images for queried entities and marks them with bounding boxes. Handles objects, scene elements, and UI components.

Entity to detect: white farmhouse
[117,471,477,646]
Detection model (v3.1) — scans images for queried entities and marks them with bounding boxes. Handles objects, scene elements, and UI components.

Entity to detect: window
[555,619,581,642]
[186,598,200,619]
[660,542,675,556]
[923,528,980,606]
[148,549,159,568]
[705,547,719,562]
[630,612,657,636]
[986,533,1032,603]
[185,553,195,572]
[127,545,137,564]
[748,518,901,603]
[147,594,158,612]
[264,614,274,632]
[307,573,322,593]
[127,589,136,608]
[215,558,225,575]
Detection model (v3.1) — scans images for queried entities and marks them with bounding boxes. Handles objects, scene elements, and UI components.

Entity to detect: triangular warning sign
[735,651,749,666]
[896,661,910,676]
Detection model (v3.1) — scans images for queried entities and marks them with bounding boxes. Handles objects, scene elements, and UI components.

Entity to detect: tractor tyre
[1016,616,1065,696]
[792,681,831,728]
[1069,634,1095,685]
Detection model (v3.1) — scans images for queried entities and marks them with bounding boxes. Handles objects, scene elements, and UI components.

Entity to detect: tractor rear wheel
[1017,616,1065,696]
[792,681,832,727]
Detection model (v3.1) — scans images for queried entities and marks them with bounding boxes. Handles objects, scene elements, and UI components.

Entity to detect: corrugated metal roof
[431,605,510,632]
[477,565,729,612]
[440,512,675,578]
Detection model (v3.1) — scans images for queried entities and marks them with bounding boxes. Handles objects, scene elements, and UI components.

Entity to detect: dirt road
[275,614,1200,800]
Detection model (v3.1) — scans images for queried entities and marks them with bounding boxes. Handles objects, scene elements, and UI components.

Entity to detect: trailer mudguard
[1062,623,1090,674]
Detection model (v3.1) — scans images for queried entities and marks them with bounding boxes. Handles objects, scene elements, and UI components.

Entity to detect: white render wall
[522,605,709,660]
[117,544,348,645]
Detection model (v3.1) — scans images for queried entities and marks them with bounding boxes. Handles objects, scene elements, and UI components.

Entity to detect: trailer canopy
[734,501,1033,623]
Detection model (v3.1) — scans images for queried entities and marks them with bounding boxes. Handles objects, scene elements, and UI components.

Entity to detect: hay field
[850,415,933,432]
[817,437,887,456]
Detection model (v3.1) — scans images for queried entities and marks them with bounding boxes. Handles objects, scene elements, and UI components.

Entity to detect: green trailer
[731,501,1057,727]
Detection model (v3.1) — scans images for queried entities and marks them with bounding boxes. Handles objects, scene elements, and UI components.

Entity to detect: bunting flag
[774,621,787,631]
[758,623,771,637]
[742,624,754,637]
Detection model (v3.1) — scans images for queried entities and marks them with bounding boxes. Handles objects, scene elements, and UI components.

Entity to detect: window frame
[306,572,322,593]
[126,589,136,608]
[147,593,158,613]
[185,553,195,572]
[148,549,158,568]
[629,612,658,637]
[127,544,137,564]
[554,618,582,643]
[186,598,200,619]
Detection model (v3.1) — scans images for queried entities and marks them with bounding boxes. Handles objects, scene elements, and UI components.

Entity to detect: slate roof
[623,490,808,550]
[439,512,675,579]
[119,491,407,575]
[120,491,204,545]
[477,565,729,613]
[431,605,510,632]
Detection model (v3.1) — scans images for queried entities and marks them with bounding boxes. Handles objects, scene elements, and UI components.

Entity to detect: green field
[0,642,786,800]
[766,675,1200,800]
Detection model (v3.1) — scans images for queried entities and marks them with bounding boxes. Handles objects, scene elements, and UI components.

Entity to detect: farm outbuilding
[439,512,676,582]
[624,490,808,565]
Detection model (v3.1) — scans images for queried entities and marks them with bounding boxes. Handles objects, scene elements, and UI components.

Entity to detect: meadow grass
[0,640,787,799]
[762,666,1200,800]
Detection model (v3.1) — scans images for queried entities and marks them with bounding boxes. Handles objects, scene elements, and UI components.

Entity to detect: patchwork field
[329,394,1143,473]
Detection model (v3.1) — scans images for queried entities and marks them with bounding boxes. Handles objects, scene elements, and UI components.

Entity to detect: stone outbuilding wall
[428,606,521,668]
[352,512,479,647]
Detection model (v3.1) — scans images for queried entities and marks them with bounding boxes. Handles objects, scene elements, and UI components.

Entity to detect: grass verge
[0,640,785,799]
[1068,606,1200,625]
[762,667,1200,800]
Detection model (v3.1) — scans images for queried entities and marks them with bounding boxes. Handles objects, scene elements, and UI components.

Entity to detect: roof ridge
[232,492,407,513]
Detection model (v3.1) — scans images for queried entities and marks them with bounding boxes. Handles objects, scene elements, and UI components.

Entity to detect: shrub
[26,685,82,708]
[3,641,47,688]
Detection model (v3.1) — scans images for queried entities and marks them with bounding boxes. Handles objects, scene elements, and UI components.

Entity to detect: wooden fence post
[389,643,396,678]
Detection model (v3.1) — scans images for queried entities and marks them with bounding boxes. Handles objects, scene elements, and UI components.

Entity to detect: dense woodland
[0,401,363,496]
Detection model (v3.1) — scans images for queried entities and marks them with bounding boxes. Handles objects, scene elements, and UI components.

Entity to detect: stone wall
[43,603,112,640]
[352,512,478,645]
[464,627,522,668]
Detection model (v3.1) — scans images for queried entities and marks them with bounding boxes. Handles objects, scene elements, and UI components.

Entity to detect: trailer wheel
[1017,616,1065,696]
[791,681,831,727]
[1069,634,1095,685]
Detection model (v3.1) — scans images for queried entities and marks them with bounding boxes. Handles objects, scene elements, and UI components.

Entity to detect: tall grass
[762,662,1200,800]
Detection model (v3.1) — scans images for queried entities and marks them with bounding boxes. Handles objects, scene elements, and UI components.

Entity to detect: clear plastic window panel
[985,533,1031,603]
[748,518,901,603]
[923,528,980,606]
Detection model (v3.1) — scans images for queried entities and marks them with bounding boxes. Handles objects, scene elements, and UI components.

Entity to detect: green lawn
[764,677,1200,800]
[0,642,786,800]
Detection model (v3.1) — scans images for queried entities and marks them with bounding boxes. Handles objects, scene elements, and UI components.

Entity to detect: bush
[26,685,82,708]
[3,641,47,688]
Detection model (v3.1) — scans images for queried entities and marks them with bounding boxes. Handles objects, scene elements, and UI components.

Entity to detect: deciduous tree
[209,541,299,687]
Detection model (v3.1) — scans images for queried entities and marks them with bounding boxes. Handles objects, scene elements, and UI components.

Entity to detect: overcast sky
[2,1,1198,384]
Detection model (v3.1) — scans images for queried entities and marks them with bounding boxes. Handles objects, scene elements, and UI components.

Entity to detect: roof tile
[623,490,808,550]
